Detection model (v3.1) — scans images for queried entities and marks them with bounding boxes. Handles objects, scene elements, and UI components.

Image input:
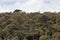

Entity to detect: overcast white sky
[0,0,60,12]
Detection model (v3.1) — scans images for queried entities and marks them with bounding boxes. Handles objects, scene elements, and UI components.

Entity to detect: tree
[13,9,22,13]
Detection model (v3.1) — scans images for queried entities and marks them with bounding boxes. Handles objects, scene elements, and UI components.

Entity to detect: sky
[0,0,60,12]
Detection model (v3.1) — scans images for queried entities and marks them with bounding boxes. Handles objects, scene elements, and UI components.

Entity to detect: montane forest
[0,9,60,40]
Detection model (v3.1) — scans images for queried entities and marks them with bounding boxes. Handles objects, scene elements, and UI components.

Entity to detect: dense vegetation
[0,10,60,40]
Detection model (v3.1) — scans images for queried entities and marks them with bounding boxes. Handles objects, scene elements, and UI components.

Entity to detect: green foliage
[0,11,60,40]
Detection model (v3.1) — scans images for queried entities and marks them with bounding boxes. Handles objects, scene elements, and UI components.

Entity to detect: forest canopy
[0,10,60,40]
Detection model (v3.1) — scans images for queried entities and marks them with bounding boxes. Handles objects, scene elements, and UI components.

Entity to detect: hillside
[0,10,60,40]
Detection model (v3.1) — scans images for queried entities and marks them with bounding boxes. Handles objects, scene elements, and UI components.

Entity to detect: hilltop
[0,10,60,40]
